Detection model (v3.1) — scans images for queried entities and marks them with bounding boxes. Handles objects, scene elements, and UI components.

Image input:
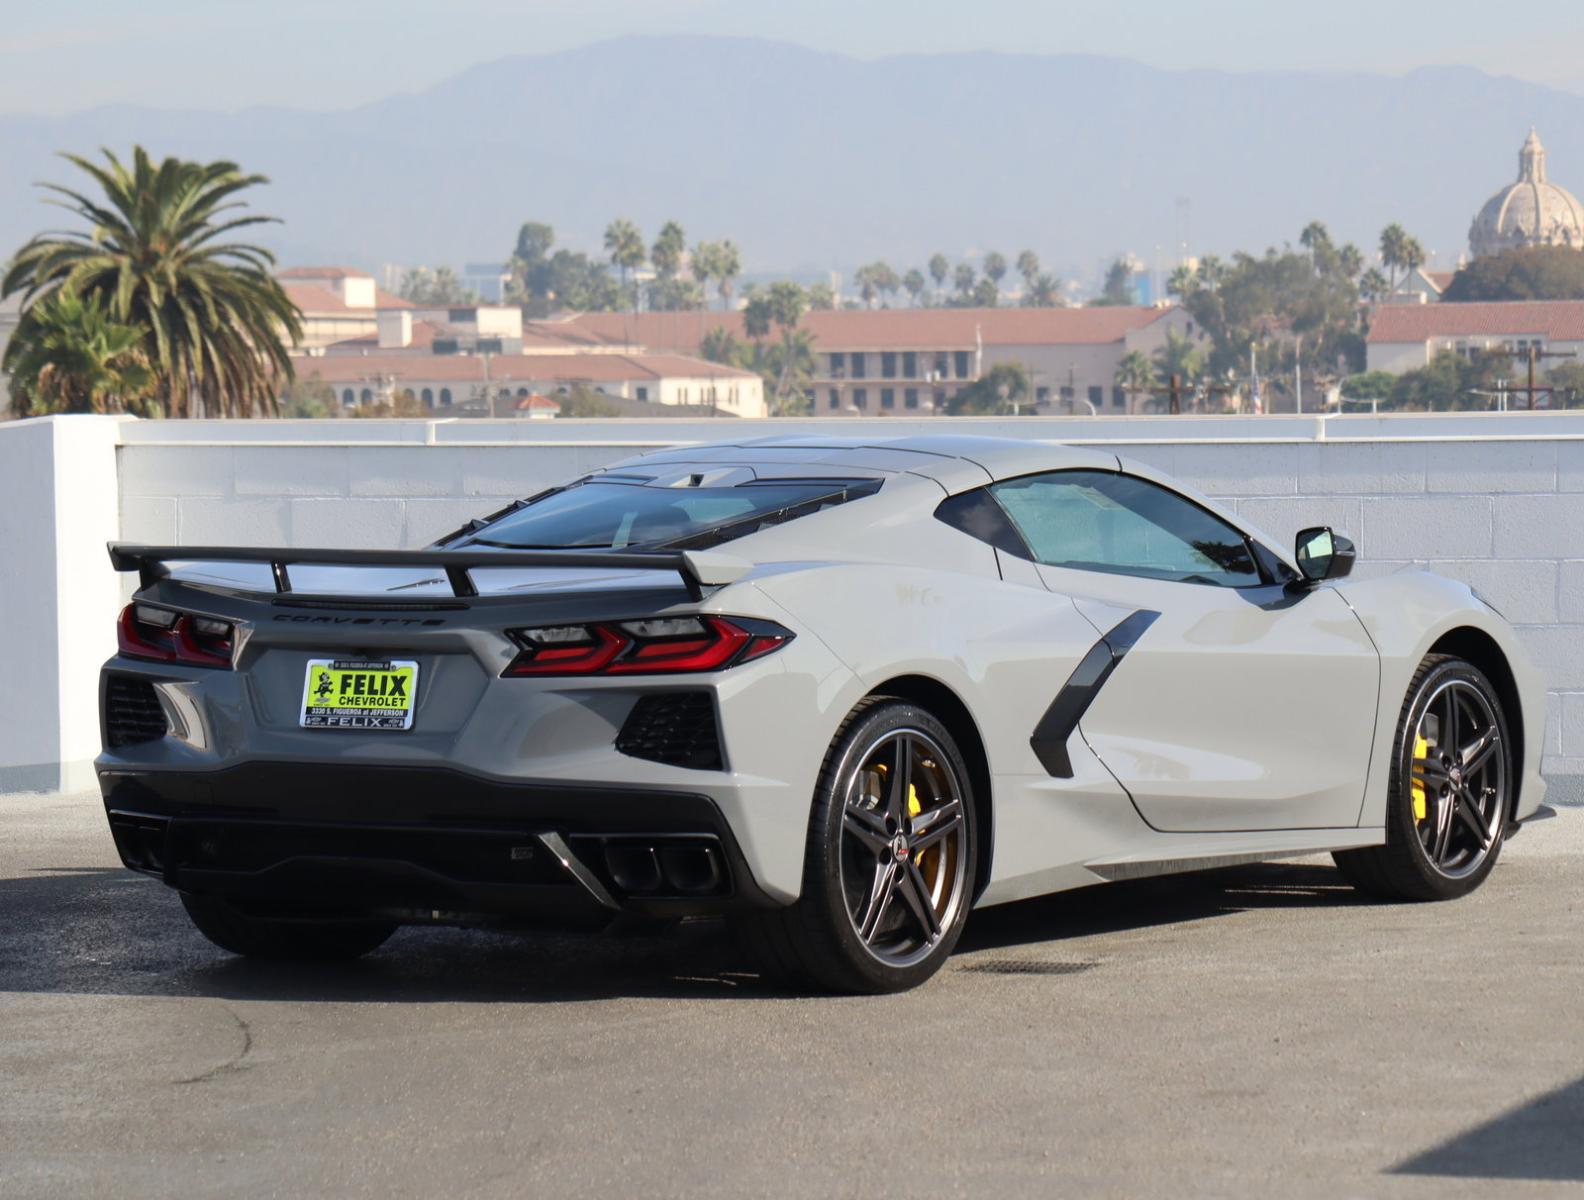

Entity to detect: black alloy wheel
[1334,655,1512,901]
[739,700,977,993]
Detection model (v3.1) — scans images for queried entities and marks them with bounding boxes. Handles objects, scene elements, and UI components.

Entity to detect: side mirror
[1294,526,1356,583]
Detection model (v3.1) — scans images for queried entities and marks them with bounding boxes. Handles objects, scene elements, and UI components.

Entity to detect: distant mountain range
[3,36,1583,284]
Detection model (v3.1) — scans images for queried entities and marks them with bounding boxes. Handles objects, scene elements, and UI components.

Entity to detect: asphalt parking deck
[2,791,1581,1198]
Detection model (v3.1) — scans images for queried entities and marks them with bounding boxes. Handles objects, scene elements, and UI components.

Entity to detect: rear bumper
[99,762,779,926]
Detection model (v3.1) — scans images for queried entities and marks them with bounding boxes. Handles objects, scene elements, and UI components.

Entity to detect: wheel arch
[1427,625,1525,818]
[862,674,994,901]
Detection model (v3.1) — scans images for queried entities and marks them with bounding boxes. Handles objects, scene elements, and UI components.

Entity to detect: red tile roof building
[1366,300,1584,373]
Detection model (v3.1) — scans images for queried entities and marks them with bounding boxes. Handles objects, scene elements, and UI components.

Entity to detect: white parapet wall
[4,411,1584,796]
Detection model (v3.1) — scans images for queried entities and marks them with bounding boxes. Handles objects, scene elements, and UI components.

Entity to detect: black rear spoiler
[107,543,751,602]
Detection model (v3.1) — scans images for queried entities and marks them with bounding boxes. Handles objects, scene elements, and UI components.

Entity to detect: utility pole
[1502,345,1580,409]
[1294,334,1303,415]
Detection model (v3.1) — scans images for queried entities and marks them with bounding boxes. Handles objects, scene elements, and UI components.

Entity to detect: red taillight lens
[503,616,791,677]
[117,604,234,669]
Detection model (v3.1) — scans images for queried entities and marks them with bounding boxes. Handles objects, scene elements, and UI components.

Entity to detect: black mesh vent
[616,692,722,770]
[105,676,168,748]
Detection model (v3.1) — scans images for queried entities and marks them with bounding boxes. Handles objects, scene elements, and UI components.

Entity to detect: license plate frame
[300,658,419,731]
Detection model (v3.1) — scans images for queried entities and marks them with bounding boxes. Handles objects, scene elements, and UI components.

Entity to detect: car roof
[615,434,1120,485]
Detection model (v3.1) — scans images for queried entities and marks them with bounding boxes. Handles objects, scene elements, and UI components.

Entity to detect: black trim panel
[1029,610,1159,777]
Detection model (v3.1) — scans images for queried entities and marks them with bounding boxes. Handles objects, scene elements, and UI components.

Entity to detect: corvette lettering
[273,614,444,626]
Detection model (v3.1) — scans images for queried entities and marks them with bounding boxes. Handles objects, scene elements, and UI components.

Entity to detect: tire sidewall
[804,701,978,992]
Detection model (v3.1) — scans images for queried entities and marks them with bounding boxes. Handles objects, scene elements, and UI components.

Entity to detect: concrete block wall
[6,411,1584,794]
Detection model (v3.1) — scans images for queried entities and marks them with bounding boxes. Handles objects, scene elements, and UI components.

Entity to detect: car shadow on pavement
[1392,1075,1584,1182]
[0,859,1364,1004]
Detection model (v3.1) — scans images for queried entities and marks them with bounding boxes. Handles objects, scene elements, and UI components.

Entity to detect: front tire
[1334,654,1512,901]
[181,893,397,961]
[742,700,978,993]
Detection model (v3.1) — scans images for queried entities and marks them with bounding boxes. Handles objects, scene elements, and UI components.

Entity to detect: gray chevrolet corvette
[98,435,1548,992]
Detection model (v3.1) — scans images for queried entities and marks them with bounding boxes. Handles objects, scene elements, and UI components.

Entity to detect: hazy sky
[7,0,1584,114]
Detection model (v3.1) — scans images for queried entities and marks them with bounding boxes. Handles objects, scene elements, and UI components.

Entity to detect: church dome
[1469,129,1584,258]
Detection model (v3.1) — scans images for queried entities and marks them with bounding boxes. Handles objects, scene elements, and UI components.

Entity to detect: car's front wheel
[1334,654,1512,900]
[743,699,977,993]
[181,893,397,961]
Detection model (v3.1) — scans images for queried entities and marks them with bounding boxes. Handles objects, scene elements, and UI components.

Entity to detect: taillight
[117,604,234,669]
[503,616,791,677]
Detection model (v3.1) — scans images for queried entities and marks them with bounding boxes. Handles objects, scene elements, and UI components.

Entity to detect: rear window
[452,479,877,550]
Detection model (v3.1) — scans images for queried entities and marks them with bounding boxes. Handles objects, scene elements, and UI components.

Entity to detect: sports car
[98,434,1549,992]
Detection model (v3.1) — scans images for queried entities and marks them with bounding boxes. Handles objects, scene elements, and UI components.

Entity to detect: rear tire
[181,893,397,961]
[1334,654,1511,901]
[738,700,978,994]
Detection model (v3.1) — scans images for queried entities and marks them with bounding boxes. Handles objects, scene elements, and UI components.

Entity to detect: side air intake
[615,692,723,770]
[105,676,168,748]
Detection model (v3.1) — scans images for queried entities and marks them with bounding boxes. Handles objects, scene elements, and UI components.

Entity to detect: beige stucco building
[560,306,1197,415]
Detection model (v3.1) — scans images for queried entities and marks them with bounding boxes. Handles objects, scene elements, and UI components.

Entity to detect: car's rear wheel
[180,893,397,961]
[742,700,977,993]
[1334,654,1511,901]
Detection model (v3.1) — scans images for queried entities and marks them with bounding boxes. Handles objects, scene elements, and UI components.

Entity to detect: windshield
[453,480,864,550]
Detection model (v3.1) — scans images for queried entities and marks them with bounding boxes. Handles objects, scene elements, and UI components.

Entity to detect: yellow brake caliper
[1411,734,1431,821]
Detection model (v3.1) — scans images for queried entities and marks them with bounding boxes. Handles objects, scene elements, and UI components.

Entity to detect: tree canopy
[1441,245,1584,302]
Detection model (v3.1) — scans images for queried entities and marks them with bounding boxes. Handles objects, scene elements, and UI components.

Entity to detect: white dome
[1469,129,1584,259]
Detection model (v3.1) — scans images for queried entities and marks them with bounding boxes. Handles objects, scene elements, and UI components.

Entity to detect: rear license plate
[300,659,418,730]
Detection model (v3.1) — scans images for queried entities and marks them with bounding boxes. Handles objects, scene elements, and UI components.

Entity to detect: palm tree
[690,241,718,308]
[1337,243,1364,280]
[743,293,773,343]
[807,280,836,310]
[1016,250,1040,289]
[764,329,816,415]
[1113,349,1156,415]
[714,240,742,311]
[1167,264,1199,298]
[2,147,302,417]
[603,218,645,305]
[854,265,879,308]
[1379,223,1411,291]
[699,326,741,365]
[869,261,900,307]
[766,281,810,409]
[983,252,1008,287]
[1151,329,1205,398]
[1024,273,1062,308]
[1359,267,1391,303]
[3,289,154,416]
[953,263,975,299]
[928,253,949,298]
[1196,255,1226,291]
[651,220,685,280]
[903,268,926,306]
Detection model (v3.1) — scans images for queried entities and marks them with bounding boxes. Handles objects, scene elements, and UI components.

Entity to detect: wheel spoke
[910,797,963,849]
[898,860,942,941]
[1413,759,1451,786]
[1432,791,1456,863]
[843,805,891,854]
[1455,791,1495,850]
[1443,690,1461,757]
[857,860,899,942]
[887,736,912,825]
[1460,727,1500,776]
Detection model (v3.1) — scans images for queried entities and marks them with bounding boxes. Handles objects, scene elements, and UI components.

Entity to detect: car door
[987,469,1380,833]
